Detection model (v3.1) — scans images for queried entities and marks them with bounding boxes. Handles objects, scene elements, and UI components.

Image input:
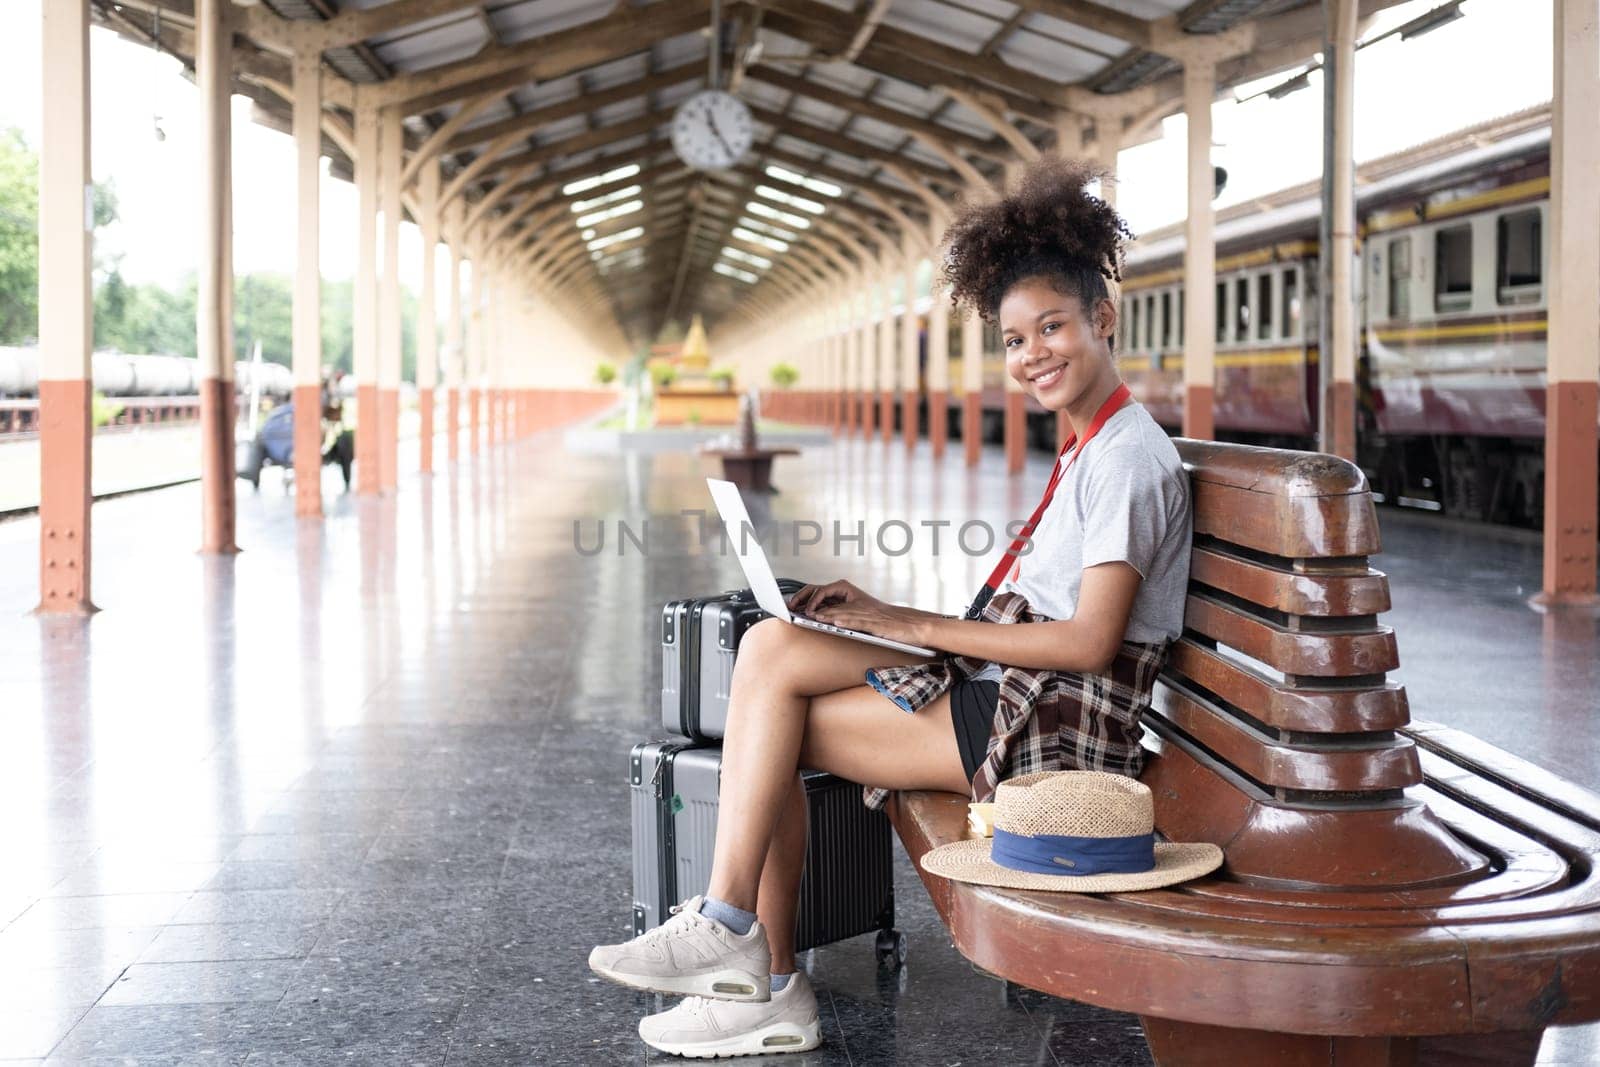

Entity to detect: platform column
[861,287,877,438]
[1055,118,1089,453]
[353,93,381,493]
[878,274,896,443]
[468,250,483,454]
[197,0,237,552]
[839,296,854,434]
[928,274,949,462]
[418,163,440,474]
[291,49,323,517]
[1181,58,1217,441]
[378,105,403,492]
[961,308,983,468]
[901,256,920,451]
[850,292,866,436]
[1319,0,1358,461]
[1093,124,1120,209]
[446,203,465,461]
[1539,0,1600,606]
[36,0,95,613]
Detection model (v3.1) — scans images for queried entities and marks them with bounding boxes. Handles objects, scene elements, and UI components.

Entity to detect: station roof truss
[93,0,1412,344]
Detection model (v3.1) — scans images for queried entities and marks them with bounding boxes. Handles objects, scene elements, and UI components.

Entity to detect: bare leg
[756,776,806,975]
[710,619,969,972]
[706,619,939,911]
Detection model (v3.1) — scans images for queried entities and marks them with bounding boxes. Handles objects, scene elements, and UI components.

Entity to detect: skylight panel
[722,247,772,270]
[764,165,842,198]
[586,226,644,252]
[571,185,642,213]
[561,163,642,196]
[732,227,789,253]
[737,216,799,243]
[575,201,643,228]
[714,262,760,284]
[755,185,825,215]
[746,201,811,230]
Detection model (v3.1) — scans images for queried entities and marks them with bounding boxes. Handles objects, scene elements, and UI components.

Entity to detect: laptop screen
[706,479,794,623]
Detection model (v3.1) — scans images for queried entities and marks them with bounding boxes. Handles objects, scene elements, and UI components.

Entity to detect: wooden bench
[888,439,1600,1066]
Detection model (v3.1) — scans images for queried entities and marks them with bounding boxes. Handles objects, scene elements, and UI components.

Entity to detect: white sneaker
[638,972,822,1058]
[588,896,772,1002]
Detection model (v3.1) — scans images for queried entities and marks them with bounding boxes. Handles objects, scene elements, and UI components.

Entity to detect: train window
[1256,273,1274,340]
[1144,294,1156,351]
[1176,290,1185,347]
[1283,268,1300,339]
[1215,282,1228,344]
[1160,292,1172,349]
[1434,225,1473,313]
[1496,209,1541,305]
[1388,238,1411,320]
[1234,277,1250,340]
[1129,296,1141,351]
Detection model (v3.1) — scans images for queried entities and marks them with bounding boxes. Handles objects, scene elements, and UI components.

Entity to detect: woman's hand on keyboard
[787,579,877,618]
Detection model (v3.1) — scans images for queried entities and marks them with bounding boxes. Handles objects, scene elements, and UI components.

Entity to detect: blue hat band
[990,826,1155,877]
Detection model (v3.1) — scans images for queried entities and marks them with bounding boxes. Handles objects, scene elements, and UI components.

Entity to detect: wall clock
[672,90,753,171]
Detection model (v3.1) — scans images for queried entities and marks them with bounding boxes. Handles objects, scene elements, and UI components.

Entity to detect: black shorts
[950,678,1001,783]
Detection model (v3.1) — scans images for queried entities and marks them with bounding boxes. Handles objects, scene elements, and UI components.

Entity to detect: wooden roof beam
[369,1,711,113]
[746,67,1013,166]
[760,4,1069,122]
[748,106,960,193]
[443,62,702,154]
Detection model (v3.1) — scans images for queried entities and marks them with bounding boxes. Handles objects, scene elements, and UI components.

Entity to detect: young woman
[589,158,1193,1059]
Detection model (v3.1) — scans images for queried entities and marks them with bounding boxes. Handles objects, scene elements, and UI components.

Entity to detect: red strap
[967,382,1132,616]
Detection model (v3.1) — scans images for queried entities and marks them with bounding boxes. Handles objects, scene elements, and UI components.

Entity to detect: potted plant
[594,361,617,385]
[709,367,734,392]
[769,362,799,389]
[649,363,677,390]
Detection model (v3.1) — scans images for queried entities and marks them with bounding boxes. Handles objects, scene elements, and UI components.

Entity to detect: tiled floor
[0,428,1596,1064]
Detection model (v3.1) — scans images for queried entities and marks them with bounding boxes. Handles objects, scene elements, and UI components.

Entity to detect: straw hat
[921,771,1223,893]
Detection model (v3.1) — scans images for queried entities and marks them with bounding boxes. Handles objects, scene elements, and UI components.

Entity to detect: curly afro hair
[940,157,1132,326]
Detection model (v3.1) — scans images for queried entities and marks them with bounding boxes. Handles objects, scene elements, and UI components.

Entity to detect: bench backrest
[1145,440,1488,889]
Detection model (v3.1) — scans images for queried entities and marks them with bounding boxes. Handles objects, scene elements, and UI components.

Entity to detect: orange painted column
[1004,391,1025,474]
[1539,0,1600,606]
[197,0,236,553]
[419,387,435,470]
[447,387,460,461]
[930,391,948,459]
[36,0,95,614]
[963,397,981,468]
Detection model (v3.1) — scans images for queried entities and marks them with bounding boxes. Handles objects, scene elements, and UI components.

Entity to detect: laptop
[706,478,937,658]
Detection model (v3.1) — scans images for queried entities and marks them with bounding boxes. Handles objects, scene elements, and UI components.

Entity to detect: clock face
[671,90,753,171]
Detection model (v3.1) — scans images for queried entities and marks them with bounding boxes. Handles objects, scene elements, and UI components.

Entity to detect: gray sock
[770,972,794,993]
[701,896,756,936]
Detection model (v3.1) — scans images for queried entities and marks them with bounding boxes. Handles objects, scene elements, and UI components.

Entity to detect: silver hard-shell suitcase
[660,581,804,741]
[628,739,905,967]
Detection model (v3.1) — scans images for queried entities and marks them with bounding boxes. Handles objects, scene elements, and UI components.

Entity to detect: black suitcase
[660,581,805,741]
[629,739,905,967]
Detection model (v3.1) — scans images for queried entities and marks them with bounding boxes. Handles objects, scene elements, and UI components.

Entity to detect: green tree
[233,272,293,367]
[0,128,40,344]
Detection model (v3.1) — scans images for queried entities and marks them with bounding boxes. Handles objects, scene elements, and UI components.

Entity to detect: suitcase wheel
[874,928,907,971]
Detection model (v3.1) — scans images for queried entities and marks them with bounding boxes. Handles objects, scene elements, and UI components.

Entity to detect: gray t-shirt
[970,403,1191,682]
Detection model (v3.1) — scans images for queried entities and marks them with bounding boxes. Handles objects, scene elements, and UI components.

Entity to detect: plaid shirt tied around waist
[860,591,1168,811]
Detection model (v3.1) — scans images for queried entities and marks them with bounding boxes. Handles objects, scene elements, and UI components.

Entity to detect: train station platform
[1,430,1596,1065]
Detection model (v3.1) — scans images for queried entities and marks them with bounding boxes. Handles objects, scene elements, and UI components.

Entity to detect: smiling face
[999,276,1121,418]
